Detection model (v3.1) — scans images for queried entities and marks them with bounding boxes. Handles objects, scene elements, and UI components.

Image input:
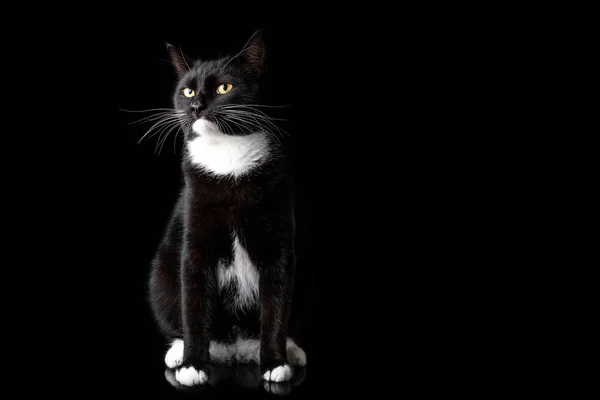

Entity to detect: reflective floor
[163,363,307,396]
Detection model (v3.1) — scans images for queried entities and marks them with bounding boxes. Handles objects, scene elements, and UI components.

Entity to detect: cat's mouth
[191,112,209,123]
[192,118,219,136]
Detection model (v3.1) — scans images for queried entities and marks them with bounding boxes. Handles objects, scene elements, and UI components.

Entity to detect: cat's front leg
[175,247,217,387]
[259,255,294,383]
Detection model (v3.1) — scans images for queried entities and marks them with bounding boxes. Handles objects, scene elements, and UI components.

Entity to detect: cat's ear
[166,43,191,77]
[236,30,267,78]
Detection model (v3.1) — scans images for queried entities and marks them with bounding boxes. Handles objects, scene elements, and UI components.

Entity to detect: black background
[12,21,482,397]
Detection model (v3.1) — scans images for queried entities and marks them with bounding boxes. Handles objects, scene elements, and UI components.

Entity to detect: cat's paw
[286,340,307,367]
[175,365,209,386]
[262,364,293,382]
[165,339,184,369]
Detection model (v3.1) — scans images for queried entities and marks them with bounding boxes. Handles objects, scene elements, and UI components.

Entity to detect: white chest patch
[187,119,270,178]
[217,233,260,310]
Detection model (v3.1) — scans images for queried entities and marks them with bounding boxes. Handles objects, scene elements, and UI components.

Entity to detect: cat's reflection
[164,363,306,396]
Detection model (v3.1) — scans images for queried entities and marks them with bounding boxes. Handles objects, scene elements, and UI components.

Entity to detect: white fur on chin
[187,118,270,178]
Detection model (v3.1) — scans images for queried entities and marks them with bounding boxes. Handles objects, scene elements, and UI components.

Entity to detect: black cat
[147,30,306,387]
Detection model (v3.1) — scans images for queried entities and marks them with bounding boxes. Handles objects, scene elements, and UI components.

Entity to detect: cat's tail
[210,337,307,366]
[164,337,307,367]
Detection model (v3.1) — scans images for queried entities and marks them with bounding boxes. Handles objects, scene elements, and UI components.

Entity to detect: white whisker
[138,115,186,145]
[219,109,289,139]
[154,123,175,155]
[222,114,266,134]
[219,103,291,109]
[128,112,185,126]
[119,107,178,113]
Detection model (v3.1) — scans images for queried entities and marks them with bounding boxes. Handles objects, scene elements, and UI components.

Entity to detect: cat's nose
[191,99,206,112]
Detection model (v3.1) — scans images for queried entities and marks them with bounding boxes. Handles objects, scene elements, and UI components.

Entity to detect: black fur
[147,30,301,381]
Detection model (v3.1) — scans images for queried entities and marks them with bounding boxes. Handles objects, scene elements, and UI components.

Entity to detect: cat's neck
[184,118,274,179]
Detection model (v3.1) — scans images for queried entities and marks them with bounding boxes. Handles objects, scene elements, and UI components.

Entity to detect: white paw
[175,366,208,386]
[262,365,293,382]
[286,341,307,366]
[164,339,184,369]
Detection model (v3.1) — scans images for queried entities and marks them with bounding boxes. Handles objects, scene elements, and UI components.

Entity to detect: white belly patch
[217,233,260,310]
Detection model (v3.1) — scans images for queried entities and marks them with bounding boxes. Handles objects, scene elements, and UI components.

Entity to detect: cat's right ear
[166,43,190,77]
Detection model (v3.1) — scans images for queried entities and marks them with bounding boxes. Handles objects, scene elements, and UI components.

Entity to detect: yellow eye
[183,88,195,97]
[216,83,233,95]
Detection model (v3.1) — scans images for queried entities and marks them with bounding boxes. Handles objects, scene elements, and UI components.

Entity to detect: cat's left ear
[166,43,191,77]
[237,30,267,78]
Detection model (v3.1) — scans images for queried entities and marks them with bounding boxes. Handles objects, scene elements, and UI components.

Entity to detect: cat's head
[167,30,270,139]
